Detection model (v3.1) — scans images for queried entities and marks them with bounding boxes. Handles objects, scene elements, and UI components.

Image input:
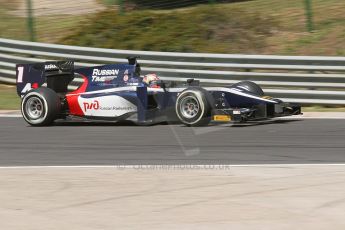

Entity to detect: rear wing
[16,61,74,97]
[16,57,141,97]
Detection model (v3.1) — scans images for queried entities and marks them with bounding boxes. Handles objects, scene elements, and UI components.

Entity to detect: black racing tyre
[175,87,212,126]
[21,87,61,126]
[231,81,264,96]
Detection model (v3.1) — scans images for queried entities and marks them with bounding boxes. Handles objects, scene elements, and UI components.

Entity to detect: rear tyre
[176,88,212,126]
[21,87,61,126]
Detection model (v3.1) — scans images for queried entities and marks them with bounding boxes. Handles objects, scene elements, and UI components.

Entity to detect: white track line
[1,164,345,169]
[274,116,345,120]
[0,114,22,117]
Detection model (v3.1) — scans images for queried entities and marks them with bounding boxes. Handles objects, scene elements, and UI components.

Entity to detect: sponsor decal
[45,64,58,70]
[127,82,139,86]
[20,83,39,97]
[233,110,241,115]
[78,95,137,117]
[21,83,32,95]
[213,115,231,122]
[83,100,100,111]
[96,106,135,111]
[81,98,135,112]
[92,69,119,82]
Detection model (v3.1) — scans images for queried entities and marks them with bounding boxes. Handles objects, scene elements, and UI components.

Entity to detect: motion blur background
[0,0,344,55]
[0,0,344,110]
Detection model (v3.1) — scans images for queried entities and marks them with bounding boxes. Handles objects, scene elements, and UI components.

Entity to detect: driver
[143,73,160,88]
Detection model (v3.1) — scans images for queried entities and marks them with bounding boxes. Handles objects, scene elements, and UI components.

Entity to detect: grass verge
[0,2,96,43]
[0,84,20,110]
[60,0,345,55]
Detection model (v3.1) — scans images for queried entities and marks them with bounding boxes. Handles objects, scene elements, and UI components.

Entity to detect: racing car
[16,57,301,126]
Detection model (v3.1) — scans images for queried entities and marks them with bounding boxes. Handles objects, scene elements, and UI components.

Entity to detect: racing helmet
[143,73,160,88]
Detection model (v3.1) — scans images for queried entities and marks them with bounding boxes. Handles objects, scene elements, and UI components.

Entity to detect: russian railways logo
[82,99,135,112]
[92,69,119,82]
[83,100,100,111]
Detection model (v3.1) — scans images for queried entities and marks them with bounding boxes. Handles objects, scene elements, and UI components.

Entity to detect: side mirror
[186,78,200,86]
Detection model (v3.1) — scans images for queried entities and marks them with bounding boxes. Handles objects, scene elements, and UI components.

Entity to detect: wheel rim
[180,96,200,119]
[25,96,44,120]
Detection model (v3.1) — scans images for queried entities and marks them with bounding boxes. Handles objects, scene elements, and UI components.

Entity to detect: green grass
[0,8,27,41]
[60,4,278,53]
[59,0,345,55]
[0,84,20,110]
[0,4,92,43]
[1,0,344,55]
[302,106,345,112]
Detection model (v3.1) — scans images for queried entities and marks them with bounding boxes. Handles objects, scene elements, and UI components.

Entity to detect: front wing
[212,102,302,123]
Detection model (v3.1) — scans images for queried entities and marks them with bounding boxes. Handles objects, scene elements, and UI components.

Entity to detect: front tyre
[176,88,212,126]
[21,87,61,126]
[231,81,264,96]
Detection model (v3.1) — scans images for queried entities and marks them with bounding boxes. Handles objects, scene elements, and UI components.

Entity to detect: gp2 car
[16,57,301,126]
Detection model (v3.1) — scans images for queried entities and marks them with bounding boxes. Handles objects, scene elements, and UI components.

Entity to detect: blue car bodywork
[16,58,302,126]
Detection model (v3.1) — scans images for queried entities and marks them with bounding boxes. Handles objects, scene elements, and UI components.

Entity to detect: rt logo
[83,100,100,111]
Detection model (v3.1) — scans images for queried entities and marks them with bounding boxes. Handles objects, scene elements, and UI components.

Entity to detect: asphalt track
[0,117,344,166]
